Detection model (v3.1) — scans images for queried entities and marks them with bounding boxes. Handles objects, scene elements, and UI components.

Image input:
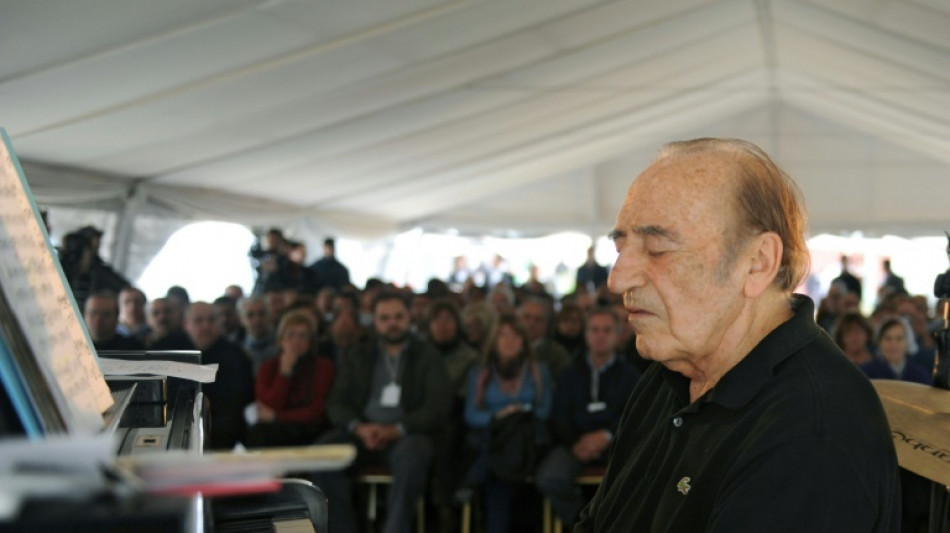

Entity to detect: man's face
[607,152,748,370]
[241,301,270,338]
[519,302,548,342]
[84,296,118,343]
[119,289,145,323]
[185,303,219,351]
[148,299,175,336]
[585,313,618,357]
[214,303,239,335]
[374,299,410,345]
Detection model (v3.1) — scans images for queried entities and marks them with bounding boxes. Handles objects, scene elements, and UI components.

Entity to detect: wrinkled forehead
[624,152,737,229]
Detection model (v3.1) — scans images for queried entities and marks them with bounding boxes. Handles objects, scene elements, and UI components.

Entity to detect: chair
[544,465,606,533]
[355,465,426,533]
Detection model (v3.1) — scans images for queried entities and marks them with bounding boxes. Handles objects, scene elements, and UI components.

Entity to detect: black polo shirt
[575,295,900,532]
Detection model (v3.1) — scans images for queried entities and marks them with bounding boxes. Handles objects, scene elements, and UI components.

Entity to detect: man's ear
[743,232,783,298]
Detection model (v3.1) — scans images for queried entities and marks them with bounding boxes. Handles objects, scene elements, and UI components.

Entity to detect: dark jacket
[326,335,452,435]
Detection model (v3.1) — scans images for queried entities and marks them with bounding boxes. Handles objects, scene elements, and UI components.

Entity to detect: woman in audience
[245,309,335,447]
[861,316,932,385]
[832,311,875,366]
[460,313,553,533]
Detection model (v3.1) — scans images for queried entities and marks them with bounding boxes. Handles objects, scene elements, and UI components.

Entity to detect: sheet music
[99,359,219,383]
[0,129,112,432]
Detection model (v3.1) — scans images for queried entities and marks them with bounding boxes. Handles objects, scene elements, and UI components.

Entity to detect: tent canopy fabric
[4,0,950,278]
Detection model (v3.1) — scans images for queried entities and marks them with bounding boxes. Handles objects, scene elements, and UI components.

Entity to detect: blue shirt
[464,362,553,428]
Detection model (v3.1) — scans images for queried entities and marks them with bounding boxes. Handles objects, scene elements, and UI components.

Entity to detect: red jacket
[256,354,335,425]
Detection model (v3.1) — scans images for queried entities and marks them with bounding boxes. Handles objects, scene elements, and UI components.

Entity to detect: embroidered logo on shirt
[677,477,692,495]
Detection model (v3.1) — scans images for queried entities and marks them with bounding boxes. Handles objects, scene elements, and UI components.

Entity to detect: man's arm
[401,348,452,434]
[325,347,363,429]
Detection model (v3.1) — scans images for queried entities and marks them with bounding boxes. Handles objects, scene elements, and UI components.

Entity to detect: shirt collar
[661,294,822,411]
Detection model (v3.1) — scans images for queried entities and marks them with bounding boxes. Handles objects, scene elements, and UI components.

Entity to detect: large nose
[607,246,645,295]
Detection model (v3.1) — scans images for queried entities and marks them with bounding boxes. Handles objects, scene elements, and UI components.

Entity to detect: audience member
[462,301,497,353]
[409,292,431,337]
[553,302,586,358]
[213,296,246,344]
[59,227,129,309]
[184,302,255,450]
[488,284,516,315]
[327,308,362,362]
[223,284,244,301]
[309,237,351,291]
[460,313,553,533]
[518,298,572,380]
[246,309,335,448]
[313,291,451,533]
[263,283,288,329]
[861,316,932,385]
[535,308,640,528]
[166,285,190,311]
[879,259,906,299]
[83,290,145,351]
[832,254,863,300]
[831,311,875,366]
[117,286,150,341]
[575,246,609,292]
[239,295,278,372]
[146,297,192,350]
[426,298,481,530]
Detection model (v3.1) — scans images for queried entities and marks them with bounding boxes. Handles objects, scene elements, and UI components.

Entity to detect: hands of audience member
[354,423,402,450]
[257,402,276,423]
[495,404,524,419]
[572,430,611,462]
[278,350,302,376]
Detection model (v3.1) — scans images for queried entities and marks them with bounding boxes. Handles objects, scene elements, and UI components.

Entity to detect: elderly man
[184,302,255,450]
[575,139,899,531]
[145,296,192,350]
[239,295,278,372]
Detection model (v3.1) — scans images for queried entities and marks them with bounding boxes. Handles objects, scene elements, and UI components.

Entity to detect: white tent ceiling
[3,0,950,250]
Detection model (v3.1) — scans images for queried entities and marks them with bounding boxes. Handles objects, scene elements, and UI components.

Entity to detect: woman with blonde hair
[246,308,335,447]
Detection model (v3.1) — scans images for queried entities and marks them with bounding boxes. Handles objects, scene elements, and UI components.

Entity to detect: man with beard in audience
[313,290,452,533]
[213,295,246,344]
[184,302,255,450]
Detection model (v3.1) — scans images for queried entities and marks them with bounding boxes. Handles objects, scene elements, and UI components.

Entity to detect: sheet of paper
[99,359,220,383]
[0,129,111,431]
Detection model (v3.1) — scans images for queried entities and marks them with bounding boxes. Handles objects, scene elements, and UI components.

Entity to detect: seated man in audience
[535,307,640,528]
[426,298,481,530]
[313,290,452,533]
[184,302,255,450]
[146,296,192,350]
[117,286,150,341]
[239,295,278,372]
[83,289,145,352]
[519,297,572,380]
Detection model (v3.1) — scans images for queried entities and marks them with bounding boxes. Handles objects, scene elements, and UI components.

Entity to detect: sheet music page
[0,129,111,431]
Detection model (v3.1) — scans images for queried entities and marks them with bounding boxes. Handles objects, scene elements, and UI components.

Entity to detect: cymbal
[872,379,950,486]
